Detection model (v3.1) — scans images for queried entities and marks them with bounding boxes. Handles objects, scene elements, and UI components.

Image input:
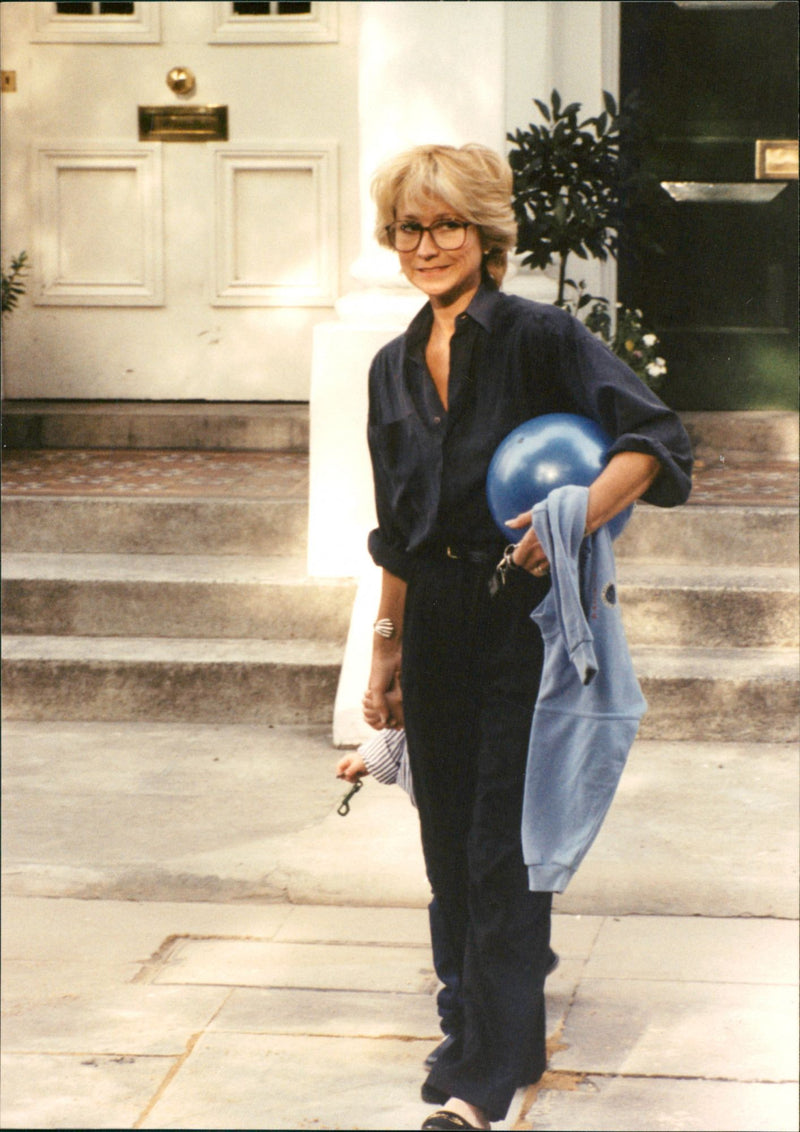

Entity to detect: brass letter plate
[755,140,798,181]
[138,105,228,142]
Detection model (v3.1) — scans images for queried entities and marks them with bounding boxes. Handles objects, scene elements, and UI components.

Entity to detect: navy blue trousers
[402,554,552,1123]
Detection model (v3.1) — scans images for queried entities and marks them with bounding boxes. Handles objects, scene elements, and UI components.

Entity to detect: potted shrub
[507,92,666,391]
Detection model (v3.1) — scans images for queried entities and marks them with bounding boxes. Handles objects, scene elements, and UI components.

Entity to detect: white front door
[0,1,358,401]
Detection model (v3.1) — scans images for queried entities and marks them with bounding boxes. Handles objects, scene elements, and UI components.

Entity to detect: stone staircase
[1,404,355,725]
[1,403,798,743]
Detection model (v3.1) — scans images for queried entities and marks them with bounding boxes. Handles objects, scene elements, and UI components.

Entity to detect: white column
[309,0,507,581]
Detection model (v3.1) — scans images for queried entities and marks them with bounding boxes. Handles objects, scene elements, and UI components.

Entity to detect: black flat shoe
[421,1111,479,1130]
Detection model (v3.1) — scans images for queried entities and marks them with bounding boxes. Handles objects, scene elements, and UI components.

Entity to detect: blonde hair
[370,143,517,289]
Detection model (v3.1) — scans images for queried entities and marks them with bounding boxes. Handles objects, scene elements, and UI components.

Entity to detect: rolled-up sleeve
[366,347,418,581]
[556,313,693,507]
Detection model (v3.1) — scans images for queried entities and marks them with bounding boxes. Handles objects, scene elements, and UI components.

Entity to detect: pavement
[1,720,798,1131]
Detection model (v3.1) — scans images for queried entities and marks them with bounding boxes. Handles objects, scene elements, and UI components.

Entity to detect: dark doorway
[618,1,798,410]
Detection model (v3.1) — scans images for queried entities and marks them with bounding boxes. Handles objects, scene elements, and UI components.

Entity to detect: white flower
[642,333,657,347]
[646,361,667,378]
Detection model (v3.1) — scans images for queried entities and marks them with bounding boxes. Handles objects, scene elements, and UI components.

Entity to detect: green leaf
[603,90,618,118]
[533,98,550,121]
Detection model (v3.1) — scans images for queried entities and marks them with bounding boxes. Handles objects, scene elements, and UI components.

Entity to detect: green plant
[2,251,28,315]
[508,91,667,391]
[507,90,622,306]
[563,279,667,392]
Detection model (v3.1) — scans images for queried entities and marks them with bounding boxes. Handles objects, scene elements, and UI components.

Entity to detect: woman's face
[394,194,483,307]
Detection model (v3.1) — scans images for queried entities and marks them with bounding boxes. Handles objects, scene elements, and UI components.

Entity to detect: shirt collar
[405,284,500,354]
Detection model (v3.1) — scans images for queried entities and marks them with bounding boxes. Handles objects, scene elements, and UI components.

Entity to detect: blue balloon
[486,413,633,542]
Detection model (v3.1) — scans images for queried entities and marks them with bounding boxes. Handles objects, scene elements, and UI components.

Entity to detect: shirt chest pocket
[370,412,443,517]
[371,411,439,474]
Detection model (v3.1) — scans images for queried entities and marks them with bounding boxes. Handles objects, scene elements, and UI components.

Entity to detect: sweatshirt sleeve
[531,486,598,686]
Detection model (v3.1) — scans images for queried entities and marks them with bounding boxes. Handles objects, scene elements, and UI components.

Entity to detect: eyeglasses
[385,219,473,252]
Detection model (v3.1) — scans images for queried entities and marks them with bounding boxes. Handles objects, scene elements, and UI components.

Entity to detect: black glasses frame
[385,220,473,252]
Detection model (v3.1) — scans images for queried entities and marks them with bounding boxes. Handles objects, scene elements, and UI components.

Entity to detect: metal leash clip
[337,777,363,816]
[488,544,520,598]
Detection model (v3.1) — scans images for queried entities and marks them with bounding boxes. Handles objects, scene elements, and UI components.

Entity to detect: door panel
[0,1,358,401]
[618,0,798,410]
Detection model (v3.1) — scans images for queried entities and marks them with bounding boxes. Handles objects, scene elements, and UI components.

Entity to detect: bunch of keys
[488,544,523,598]
[337,776,363,816]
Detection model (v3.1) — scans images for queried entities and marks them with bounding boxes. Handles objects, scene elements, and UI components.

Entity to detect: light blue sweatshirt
[521,485,646,893]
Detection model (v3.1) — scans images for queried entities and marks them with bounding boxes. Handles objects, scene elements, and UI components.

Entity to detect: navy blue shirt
[367,286,693,581]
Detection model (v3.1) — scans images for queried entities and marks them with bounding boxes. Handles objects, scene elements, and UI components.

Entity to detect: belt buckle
[446,546,460,559]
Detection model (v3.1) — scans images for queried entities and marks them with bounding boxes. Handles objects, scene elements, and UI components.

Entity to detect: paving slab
[150,938,438,996]
[552,980,798,1081]
[1,985,229,1057]
[136,1031,437,1131]
[207,986,441,1041]
[585,915,799,985]
[513,1076,799,1132]
[272,904,434,948]
[0,1052,172,1131]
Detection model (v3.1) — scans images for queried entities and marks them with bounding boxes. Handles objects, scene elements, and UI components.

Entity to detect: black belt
[430,543,505,564]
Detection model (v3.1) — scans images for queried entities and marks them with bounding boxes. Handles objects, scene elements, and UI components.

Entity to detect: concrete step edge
[0,553,355,585]
[3,638,795,680]
[2,553,795,593]
[680,410,799,463]
[630,645,798,680]
[1,401,310,452]
[1,636,344,665]
[618,563,799,591]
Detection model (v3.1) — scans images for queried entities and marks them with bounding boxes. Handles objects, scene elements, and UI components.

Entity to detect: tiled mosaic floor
[0,450,308,499]
[1,449,797,507]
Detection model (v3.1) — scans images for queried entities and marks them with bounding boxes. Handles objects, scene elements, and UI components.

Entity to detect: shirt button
[433,416,442,425]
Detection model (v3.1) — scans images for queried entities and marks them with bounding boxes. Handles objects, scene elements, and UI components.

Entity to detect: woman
[364,144,692,1130]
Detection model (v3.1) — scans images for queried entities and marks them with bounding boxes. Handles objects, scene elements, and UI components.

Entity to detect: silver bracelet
[373,617,396,639]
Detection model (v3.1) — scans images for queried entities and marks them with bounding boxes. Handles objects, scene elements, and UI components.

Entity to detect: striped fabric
[358,728,415,807]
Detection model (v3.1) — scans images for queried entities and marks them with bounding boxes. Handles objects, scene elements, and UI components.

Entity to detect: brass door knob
[167,67,196,96]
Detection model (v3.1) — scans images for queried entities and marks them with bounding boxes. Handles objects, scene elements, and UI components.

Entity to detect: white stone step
[617,562,799,648]
[632,646,798,742]
[1,495,307,555]
[1,554,356,641]
[617,504,798,567]
[2,401,309,451]
[1,636,344,724]
[3,555,795,649]
[3,637,796,739]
